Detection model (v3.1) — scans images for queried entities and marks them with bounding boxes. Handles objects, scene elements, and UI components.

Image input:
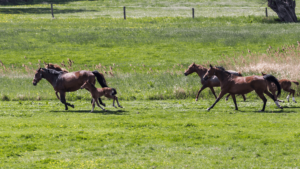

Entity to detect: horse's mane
[41,68,64,75]
[216,66,231,75]
[45,63,69,73]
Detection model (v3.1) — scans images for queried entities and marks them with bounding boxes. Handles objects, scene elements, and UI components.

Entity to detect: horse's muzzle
[184,73,188,76]
[33,82,37,86]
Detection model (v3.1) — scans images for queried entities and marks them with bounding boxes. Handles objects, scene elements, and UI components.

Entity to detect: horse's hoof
[103,109,106,112]
[206,108,210,111]
[119,106,123,108]
[102,103,106,107]
[71,105,75,108]
[195,99,198,101]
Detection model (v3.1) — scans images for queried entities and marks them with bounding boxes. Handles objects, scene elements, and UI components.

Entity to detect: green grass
[1,99,300,168]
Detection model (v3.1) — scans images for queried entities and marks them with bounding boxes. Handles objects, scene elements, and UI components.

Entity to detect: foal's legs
[59,92,74,110]
[112,96,123,108]
[209,87,218,99]
[287,89,297,103]
[195,85,209,101]
[207,90,228,111]
[231,94,238,110]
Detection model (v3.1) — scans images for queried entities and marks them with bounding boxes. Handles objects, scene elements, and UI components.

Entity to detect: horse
[32,68,108,110]
[45,63,106,107]
[80,80,122,112]
[45,63,69,73]
[184,63,246,101]
[262,72,299,103]
[203,65,282,112]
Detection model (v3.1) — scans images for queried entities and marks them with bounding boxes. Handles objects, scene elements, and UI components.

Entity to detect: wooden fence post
[123,6,126,20]
[51,3,54,18]
[192,8,194,18]
[265,7,268,17]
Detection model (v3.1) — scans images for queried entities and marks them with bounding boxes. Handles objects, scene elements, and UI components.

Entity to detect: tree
[267,0,297,22]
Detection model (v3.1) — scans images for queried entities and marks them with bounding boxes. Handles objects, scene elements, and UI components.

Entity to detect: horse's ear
[192,62,195,65]
[209,64,213,68]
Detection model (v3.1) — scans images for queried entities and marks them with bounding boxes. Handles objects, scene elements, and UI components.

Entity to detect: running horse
[203,65,282,111]
[262,72,299,103]
[184,63,246,101]
[32,68,108,110]
[45,63,106,107]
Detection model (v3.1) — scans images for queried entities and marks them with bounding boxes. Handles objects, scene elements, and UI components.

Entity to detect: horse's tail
[263,74,281,97]
[92,70,108,87]
[112,88,117,96]
[291,80,299,85]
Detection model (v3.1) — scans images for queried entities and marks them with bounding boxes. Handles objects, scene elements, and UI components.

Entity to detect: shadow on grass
[50,109,128,115]
[0,8,97,14]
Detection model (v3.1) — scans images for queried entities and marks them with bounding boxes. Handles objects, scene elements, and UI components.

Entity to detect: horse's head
[203,64,216,80]
[32,68,43,86]
[80,81,89,90]
[184,62,197,76]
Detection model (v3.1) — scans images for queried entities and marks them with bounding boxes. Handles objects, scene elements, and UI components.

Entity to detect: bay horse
[32,68,108,110]
[203,65,282,111]
[80,80,122,112]
[45,63,106,107]
[262,72,299,103]
[184,63,246,101]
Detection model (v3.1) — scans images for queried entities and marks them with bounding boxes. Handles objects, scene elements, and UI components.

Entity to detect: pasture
[1,100,300,168]
[1,0,300,168]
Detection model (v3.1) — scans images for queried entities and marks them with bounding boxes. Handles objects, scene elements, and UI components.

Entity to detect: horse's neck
[196,67,207,79]
[215,70,230,82]
[43,72,59,86]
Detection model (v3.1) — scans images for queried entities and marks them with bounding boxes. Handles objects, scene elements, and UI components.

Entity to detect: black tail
[112,88,117,96]
[92,70,108,87]
[263,74,281,97]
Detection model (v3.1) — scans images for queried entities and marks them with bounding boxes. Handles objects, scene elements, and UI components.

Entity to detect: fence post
[265,7,268,17]
[51,3,54,18]
[123,6,126,20]
[192,8,194,18]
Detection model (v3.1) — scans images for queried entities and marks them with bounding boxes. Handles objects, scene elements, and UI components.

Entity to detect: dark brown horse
[32,68,108,110]
[203,65,282,111]
[262,72,299,103]
[184,63,246,101]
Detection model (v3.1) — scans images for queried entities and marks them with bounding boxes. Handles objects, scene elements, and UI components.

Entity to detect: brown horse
[32,68,108,110]
[184,63,246,101]
[80,80,122,112]
[203,65,282,111]
[262,72,299,103]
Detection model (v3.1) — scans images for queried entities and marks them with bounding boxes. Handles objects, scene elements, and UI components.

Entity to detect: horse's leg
[111,96,118,108]
[256,91,267,112]
[55,91,60,100]
[231,94,238,110]
[59,92,75,110]
[98,98,106,107]
[263,90,282,109]
[196,85,208,101]
[225,93,231,101]
[207,90,227,111]
[95,98,106,111]
[242,94,246,102]
[91,99,95,112]
[289,89,297,103]
[115,96,123,108]
[209,87,218,99]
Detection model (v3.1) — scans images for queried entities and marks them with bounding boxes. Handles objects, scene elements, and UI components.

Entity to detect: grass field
[1,0,300,168]
[1,99,300,168]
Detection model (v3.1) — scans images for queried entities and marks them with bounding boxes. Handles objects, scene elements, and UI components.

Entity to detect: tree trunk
[268,0,297,22]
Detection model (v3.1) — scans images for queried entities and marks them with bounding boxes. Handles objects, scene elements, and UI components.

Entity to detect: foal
[81,81,122,112]
[262,72,299,103]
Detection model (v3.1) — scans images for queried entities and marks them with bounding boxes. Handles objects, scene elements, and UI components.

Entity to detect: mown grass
[0,99,300,168]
